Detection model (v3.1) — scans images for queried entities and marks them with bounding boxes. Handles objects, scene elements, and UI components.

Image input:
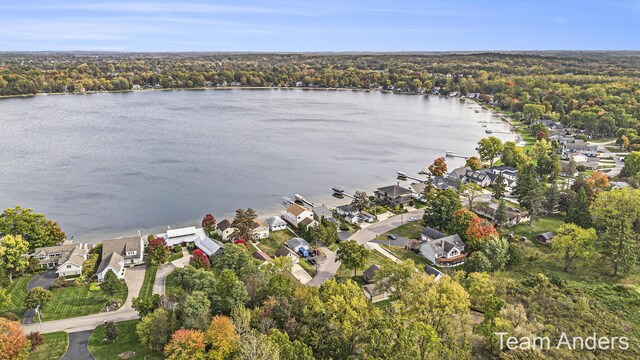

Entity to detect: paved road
[61,330,94,360]
[307,209,424,286]
[22,266,147,334]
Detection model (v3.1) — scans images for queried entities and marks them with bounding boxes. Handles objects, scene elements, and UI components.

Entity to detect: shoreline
[2,89,518,243]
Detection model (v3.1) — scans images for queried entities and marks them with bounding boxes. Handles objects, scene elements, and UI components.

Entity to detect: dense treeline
[2,52,640,138]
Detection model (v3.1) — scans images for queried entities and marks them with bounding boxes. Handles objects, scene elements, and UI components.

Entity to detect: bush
[101,271,125,295]
[1,312,19,321]
[172,244,182,253]
[27,332,44,351]
[105,321,118,342]
[51,276,72,290]
[187,242,196,251]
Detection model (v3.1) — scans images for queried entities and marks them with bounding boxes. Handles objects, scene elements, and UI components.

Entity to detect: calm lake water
[0,89,514,241]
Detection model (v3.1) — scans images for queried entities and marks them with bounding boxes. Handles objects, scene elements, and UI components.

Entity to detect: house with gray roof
[419,234,467,267]
[286,237,311,252]
[33,242,90,277]
[265,216,287,231]
[97,236,144,281]
[374,184,413,205]
[421,227,446,241]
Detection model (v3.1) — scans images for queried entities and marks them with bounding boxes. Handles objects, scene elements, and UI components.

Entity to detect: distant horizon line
[1,49,639,55]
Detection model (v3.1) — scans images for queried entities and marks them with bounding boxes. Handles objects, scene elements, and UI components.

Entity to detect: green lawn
[507,215,564,240]
[89,320,163,360]
[298,258,317,277]
[40,284,127,321]
[0,275,33,317]
[379,220,423,240]
[164,271,181,298]
[138,266,156,301]
[336,249,388,278]
[29,331,68,360]
[255,229,296,256]
[380,245,431,269]
[167,251,183,262]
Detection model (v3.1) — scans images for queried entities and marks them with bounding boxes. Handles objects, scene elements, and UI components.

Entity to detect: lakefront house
[419,233,467,267]
[97,236,144,281]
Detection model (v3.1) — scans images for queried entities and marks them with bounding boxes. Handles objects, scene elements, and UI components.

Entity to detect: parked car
[408,217,417,222]
[298,247,310,258]
[387,234,397,240]
[306,257,316,265]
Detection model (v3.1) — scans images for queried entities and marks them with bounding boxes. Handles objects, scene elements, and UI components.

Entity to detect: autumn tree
[190,249,211,270]
[206,315,239,360]
[0,318,30,360]
[201,213,217,238]
[465,217,498,250]
[591,188,640,275]
[423,189,462,229]
[350,191,370,211]
[447,208,476,238]
[0,206,65,251]
[164,329,207,360]
[147,236,170,265]
[236,331,281,360]
[428,157,447,177]
[336,240,369,277]
[477,136,504,166]
[0,234,29,282]
[551,223,596,272]
[24,287,51,310]
[465,156,482,171]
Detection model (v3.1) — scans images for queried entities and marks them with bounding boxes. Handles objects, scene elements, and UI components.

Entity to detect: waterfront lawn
[138,266,156,301]
[256,229,296,256]
[380,220,423,240]
[28,331,68,360]
[89,320,162,360]
[380,245,430,269]
[336,249,388,279]
[507,215,564,240]
[0,275,33,317]
[40,284,127,321]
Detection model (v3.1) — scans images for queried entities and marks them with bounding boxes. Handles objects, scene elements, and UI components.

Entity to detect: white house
[336,204,359,216]
[32,242,89,277]
[283,204,314,227]
[56,246,88,277]
[156,226,222,256]
[251,218,270,240]
[265,216,287,231]
[216,219,236,241]
[419,234,467,267]
[97,236,144,281]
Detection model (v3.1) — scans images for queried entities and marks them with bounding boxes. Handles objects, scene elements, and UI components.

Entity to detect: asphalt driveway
[27,270,58,290]
[62,330,94,360]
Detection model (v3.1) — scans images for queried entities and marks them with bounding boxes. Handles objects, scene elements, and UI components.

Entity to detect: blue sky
[0,0,638,51]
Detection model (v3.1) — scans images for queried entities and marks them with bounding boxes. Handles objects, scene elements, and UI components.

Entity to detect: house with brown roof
[97,236,144,281]
[250,218,270,240]
[283,203,313,227]
[216,219,236,241]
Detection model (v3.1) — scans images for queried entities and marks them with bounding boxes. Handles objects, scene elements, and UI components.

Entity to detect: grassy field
[336,248,388,278]
[379,220,423,240]
[138,265,156,301]
[165,271,180,297]
[298,258,317,277]
[28,331,68,360]
[507,215,564,240]
[380,244,431,269]
[0,275,33,317]
[40,284,127,321]
[255,229,296,256]
[89,320,163,360]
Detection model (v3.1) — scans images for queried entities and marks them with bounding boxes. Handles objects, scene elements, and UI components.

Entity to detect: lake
[0,89,515,241]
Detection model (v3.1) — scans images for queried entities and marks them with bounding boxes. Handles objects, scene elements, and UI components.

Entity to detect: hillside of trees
[2,52,640,139]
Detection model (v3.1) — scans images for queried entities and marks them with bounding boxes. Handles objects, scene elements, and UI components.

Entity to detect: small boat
[485,129,493,134]
[294,194,305,202]
[482,125,487,127]
[332,186,345,194]
[396,171,407,179]
[445,151,455,157]
[474,109,480,113]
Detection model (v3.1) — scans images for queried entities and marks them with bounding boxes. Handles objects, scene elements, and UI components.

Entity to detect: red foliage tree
[201,214,217,237]
[164,329,206,360]
[233,238,248,249]
[147,236,171,265]
[536,131,548,139]
[465,216,498,249]
[448,208,477,236]
[190,249,211,269]
[428,157,448,177]
[0,318,30,360]
[26,332,44,351]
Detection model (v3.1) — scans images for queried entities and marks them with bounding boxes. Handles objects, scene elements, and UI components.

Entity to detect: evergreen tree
[492,173,506,200]
[543,182,560,214]
[495,199,508,227]
[566,187,592,228]
[514,163,545,224]
[105,321,118,342]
